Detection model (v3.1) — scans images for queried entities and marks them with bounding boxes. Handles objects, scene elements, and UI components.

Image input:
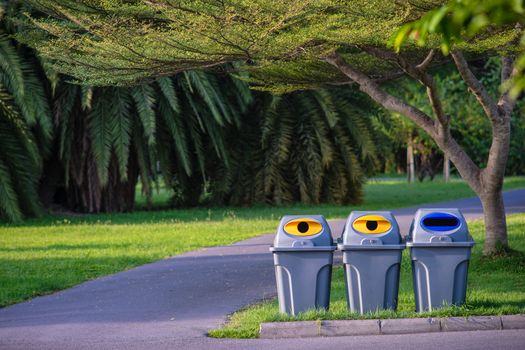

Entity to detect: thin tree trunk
[443,153,450,183]
[480,190,508,254]
[407,134,415,183]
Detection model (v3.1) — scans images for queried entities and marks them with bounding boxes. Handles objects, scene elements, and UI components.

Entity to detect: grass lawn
[209,213,525,339]
[0,177,524,308]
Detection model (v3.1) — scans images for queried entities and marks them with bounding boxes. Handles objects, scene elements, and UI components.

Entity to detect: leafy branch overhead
[20,0,518,88]
[392,0,525,98]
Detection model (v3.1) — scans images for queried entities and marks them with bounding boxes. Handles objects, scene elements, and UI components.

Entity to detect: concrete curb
[259,315,525,339]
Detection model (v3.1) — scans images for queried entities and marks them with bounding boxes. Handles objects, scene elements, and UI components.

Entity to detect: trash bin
[338,211,405,314]
[270,215,336,315]
[407,208,475,312]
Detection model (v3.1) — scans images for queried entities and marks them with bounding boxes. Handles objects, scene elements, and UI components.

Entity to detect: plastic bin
[338,211,405,314]
[407,208,475,312]
[270,215,336,315]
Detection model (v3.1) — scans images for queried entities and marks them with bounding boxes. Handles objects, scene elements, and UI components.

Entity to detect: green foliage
[155,70,251,207]
[392,0,525,97]
[6,0,524,221]
[379,58,525,176]
[53,71,251,212]
[1,0,379,216]
[0,17,51,221]
[0,89,39,221]
[15,0,522,92]
[443,58,525,174]
[213,87,386,205]
[16,0,447,87]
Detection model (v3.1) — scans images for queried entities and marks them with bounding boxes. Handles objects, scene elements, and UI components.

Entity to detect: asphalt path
[1,189,524,350]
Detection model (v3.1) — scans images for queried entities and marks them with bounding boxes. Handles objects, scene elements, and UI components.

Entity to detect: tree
[3,0,254,214]
[0,17,52,221]
[52,71,251,212]
[375,59,525,182]
[18,1,524,254]
[393,0,525,97]
[392,0,525,254]
[212,86,382,206]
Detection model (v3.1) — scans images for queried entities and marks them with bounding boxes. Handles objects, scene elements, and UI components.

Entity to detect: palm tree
[212,87,384,206]
[0,26,52,221]
[51,71,251,212]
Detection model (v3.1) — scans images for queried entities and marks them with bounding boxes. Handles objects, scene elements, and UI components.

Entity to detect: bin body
[338,211,405,314]
[270,215,335,315]
[407,208,475,312]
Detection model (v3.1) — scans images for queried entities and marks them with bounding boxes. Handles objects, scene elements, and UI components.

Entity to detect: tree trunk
[436,133,509,254]
[39,149,64,208]
[100,153,139,212]
[479,190,508,254]
[407,134,415,183]
[443,153,450,183]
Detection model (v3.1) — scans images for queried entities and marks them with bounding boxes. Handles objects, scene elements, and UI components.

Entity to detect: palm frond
[108,88,132,181]
[131,84,156,145]
[88,88,114,185]
[0,33,24,97]
[0,158,22,221]
[157,77,180,113]
[0,87,41,220]
[156,95,191,175]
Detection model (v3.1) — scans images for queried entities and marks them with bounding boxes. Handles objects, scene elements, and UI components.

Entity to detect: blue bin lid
[270,215,335,251]
[339,211,404,249]
[407,208,474,246]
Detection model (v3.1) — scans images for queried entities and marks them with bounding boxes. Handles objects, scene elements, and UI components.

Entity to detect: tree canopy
[20,0,521,88]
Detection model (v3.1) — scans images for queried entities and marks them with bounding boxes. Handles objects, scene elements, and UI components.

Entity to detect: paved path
[1,189,524,350]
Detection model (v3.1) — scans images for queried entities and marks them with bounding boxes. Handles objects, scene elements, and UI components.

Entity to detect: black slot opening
[366,220,378,231]
[423,217,459,227]
[297,221,309,233]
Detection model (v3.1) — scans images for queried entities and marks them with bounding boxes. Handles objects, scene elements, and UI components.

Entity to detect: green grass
[209,213,525,339]
[0,219,278,307]
[0,177,524,308]
[12,176,525,227]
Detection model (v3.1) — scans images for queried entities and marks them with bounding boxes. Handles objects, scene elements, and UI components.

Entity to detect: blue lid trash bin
[270,215,336,315]
[338,211,405,314]
[407,208,475,312]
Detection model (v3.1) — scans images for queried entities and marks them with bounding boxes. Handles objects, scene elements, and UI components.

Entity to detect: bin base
[342,248,403,314]
[410,246,472,312]
[273,251,333,315]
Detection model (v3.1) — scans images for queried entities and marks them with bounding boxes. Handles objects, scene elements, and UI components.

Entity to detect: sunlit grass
[9,176,525,227]
[0,219,276,307]
[0,177,523,309]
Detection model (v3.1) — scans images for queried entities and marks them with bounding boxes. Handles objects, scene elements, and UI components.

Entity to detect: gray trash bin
[407,208,475,312]
[338,211,405,314]
[270,215,336,315]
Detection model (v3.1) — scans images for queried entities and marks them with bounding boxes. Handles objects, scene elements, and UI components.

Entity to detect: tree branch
[497,56,518,116]
[324,51,482,193]
[451,51,513,193]
[479,55,516,193]
[451,50,500,122]
[416,49,436,71]
[425,82,449,138]
[361,46,449,132]
[323,52,436,137]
